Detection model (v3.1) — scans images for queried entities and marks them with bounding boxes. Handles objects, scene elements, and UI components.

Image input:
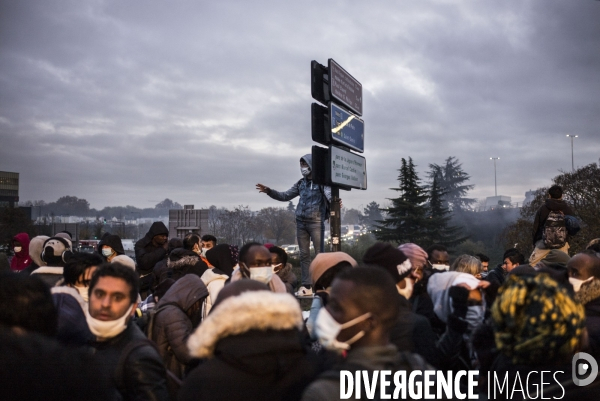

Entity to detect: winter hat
[41,236,73,266]
[398,243,428,269]
[363,242,411,283]
[111,255,136,270]
[309,252,357,287]
[29,235,49,267]
[492,273,585,365]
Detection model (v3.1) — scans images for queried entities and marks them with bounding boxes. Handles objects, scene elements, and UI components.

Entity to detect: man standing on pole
[257,153,339,297]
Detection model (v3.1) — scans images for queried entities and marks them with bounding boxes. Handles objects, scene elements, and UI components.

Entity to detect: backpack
[565,215,581,236]
[142,302,178,341]
[543,210,567,249]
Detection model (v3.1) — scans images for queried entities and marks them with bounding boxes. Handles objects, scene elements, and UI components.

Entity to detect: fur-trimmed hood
[187,290,303,359]
[576,278,600,306]
[168,248,201,270]
[51,286,87,311]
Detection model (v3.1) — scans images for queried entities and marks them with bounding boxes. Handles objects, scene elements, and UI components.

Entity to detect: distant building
[0,171,19,208]
[168,205,209,238]
[484,195,512,210]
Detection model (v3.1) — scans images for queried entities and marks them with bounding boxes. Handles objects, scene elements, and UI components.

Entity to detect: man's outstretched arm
[256,182,300,202]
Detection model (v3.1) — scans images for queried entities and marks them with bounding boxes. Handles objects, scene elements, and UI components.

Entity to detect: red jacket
[10,232,31,271]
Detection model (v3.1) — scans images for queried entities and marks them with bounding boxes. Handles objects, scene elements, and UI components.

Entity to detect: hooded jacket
[575,278,600,359]
[532,198,574,245]
[205,244,238,277]
[152,274,209,379]
[266,154,332,221]
[10,232,31,271]
[180,290,319,401]
[135,222,169,275]
[98,234,125,261]
[166,248,209,282]
[51,286,94,346]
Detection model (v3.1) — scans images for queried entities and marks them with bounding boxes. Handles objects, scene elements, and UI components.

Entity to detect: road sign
[330,146,367,189]
[330,103,364,153]
[311,102,365,153]
[329,59,362,116]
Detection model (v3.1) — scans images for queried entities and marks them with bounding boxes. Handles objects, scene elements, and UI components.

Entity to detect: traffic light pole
[330,186,341,252]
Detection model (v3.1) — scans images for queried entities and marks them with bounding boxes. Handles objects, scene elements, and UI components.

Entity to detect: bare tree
[258,207,296,245]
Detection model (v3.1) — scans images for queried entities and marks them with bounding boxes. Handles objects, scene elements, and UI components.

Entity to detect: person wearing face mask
[363,242,441,367]
[10,232,31,272]
[427,271,488,371]
[98,233,125,262]
[164,233,210,282]
[256,154,341,297]
[302,267,431,401]
[87,262,169,401]
[269,245,298,294]
[50,252,101,345]
[199,234,217,267]
[571,251,600,359]
[231,242,287,293]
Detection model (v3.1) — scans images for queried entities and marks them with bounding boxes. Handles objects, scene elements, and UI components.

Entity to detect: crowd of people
[1,184,600,400]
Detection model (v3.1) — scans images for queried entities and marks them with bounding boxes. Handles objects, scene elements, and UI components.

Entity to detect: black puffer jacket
[152,274,209,379]
[91,322,169,401]
[135,222,169,275]
[532,198,574,245]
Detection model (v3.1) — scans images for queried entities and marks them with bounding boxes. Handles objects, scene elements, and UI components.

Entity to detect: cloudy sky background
[1,0,599,212]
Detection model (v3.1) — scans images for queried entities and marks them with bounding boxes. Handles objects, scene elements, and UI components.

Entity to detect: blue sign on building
[330,102,364,153]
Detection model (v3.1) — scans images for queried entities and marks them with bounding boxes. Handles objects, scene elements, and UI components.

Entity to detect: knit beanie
[492,273,585,365]
[398,243,428,269]
[309,252,357,287]
[42,236,73,266]
[539,249,571,270]
[363,242,411,283]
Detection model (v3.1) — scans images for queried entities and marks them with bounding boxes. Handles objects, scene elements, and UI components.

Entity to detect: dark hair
[89,263,139,304]
[587,241,600,253]
[168,237,184,254]
[426,244,448,260]
[201,235,217,244]
[63,252,103,286]
[183,233,201,251]
[269,246,288,266]
[475,253,490,263]
[334,267,401,331]
[577,250,600,277]
[504,249,525,265]
[0,273,57,337]
[315,261,354,290]
[238,242,263,265]
[548,185,563,199]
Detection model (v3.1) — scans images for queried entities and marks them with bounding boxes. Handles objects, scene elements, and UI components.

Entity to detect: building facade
[168,205,209,239]
[0,171,19,208]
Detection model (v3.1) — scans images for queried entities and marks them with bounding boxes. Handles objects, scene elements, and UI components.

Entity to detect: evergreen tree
[361,201,383,231]
[375,158,430,244]
[428,156,475,211]
[426,175,468,248]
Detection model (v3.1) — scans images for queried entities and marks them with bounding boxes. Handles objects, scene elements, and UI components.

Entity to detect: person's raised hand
[256,183,269,193]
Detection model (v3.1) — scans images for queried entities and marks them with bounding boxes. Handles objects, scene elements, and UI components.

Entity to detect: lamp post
[490,157,500,197]
[566,134,578,172]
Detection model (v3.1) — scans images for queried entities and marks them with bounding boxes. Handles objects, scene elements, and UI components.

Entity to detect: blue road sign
[330,103,364,153]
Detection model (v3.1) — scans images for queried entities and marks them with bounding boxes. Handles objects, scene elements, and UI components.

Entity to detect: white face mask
[272,263,282,274]
[431,264,449,271]
[249,266,273,284]
[101,248,114,257]
[569,276,594,293]
[201,248,208,257]
[301,167,311,176]
[75,285,89,303]
[14,246,22,253]
[315,308,371,352]
[86,304,134,340]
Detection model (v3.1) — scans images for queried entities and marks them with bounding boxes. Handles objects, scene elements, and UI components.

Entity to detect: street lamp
[490,157,500,197]
[566,134,578,172]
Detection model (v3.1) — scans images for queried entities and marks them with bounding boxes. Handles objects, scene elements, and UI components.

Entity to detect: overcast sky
[1,0,599,212]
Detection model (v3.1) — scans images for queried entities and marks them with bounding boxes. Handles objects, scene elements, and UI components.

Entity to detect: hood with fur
[187,290,303,358]
[168,248,201,270]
